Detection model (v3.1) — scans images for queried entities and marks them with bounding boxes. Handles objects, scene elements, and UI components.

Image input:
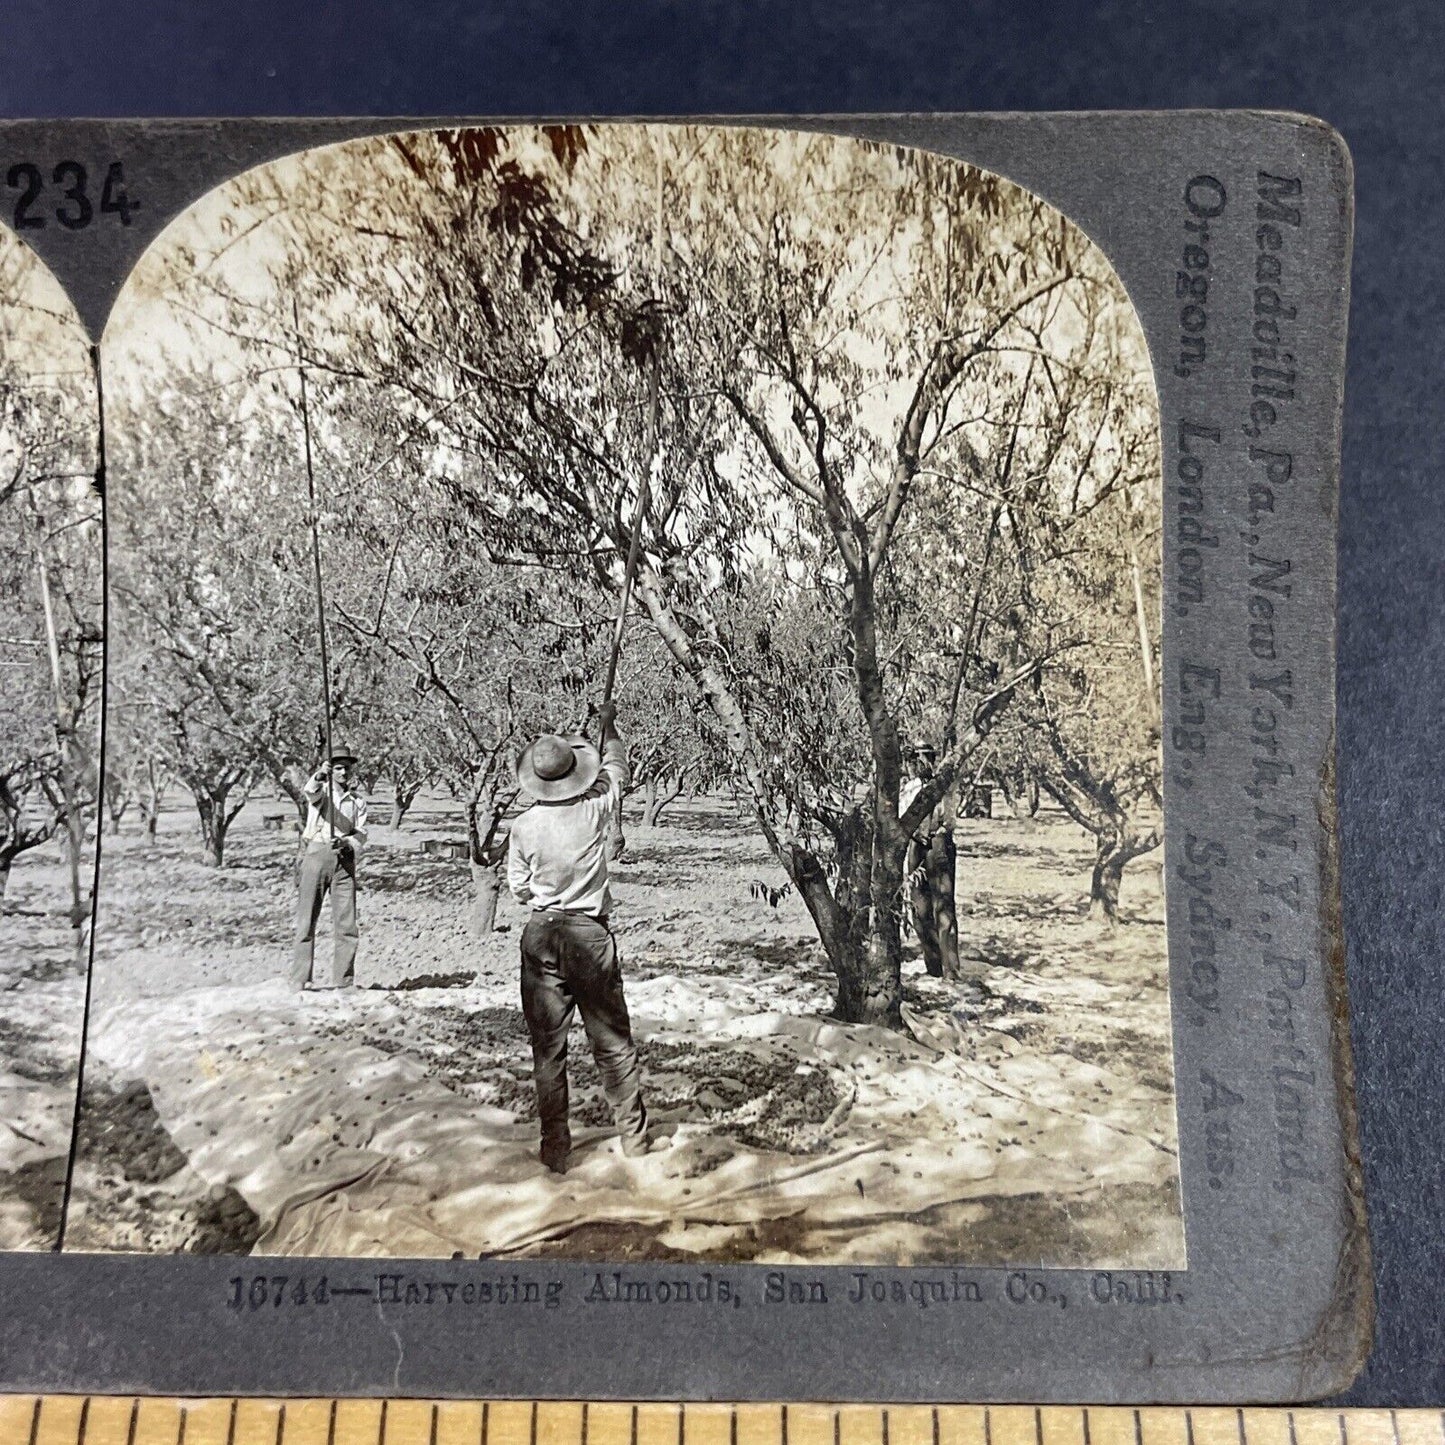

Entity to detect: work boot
[539,1132,571,1175]
[619,1114,670,1159]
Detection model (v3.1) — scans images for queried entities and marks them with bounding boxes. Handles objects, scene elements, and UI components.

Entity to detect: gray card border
[0,112,1364,1403]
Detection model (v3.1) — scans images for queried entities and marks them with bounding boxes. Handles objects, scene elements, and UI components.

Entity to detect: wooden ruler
[0,1402,1440,1445]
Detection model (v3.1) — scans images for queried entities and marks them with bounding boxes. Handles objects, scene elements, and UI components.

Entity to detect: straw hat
[517,733,601,803]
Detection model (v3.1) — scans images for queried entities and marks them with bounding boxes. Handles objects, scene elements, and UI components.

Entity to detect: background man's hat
[327,741,359,766]
[517,732,601,803]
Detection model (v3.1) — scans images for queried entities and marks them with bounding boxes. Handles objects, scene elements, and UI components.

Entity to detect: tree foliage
[108,125,1163,1011]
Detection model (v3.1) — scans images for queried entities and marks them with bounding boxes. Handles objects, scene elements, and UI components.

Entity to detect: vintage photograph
[0,228,101,1248]
[70,124,1182,1265]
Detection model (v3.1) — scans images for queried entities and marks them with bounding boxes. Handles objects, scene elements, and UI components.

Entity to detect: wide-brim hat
[327,742,359,767]
[517,732,602,803]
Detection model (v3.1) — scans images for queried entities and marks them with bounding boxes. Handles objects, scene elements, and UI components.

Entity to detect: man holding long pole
[292,742,368,990]
[288,301,367,990]
[506,141,666,1172]
[507,702,649,1173]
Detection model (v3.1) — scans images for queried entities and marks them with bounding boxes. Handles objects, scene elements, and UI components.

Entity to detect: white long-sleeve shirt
[506,737,628,918]
[300,776,369,856]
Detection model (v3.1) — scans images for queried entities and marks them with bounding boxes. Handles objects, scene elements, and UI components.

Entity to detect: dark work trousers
[907,828,958,979]
[292,843,358,987]
[520,909,647,1160]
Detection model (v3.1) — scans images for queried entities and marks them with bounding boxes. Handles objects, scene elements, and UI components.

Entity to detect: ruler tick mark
[1134,1410,1144,1445]
[127,1399,140,1445]
[226,1400,238,1445]
[1083,1410,1092,1445]
[931,1409,940,1445]
[380,1400,390,1445]
[26,1398,39,1445]
[1186,1411,1195,1445]
[1035,1407,1043,1445]
[327,1400,338,1445]
[430,1405,439,1445]
[276,1404,287,1445]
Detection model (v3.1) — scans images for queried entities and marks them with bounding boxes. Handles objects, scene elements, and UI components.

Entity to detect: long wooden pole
[293,299,334,838]
[33,540,82,927]
[601,356,659,707]
[601,138,666,708]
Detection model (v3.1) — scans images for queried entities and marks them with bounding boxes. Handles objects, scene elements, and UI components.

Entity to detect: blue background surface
[1,0,1440,1405]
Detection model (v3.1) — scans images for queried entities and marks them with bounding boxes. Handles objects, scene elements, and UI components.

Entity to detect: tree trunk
[1089,834,1126,923]
[141,762,166,845]
[645,773,685,826]
[819,827,904,1027]
[470,858,501,935]
[392,778,422,831]
[1088,821,1160,923]
[0,857,10,904]
[62,811,86,927]
[642,776,660,828]
[196,795,230,867]
[105,791,129,835]
[832,927,903,1025]
[780,837,895,1024]
[466,793,507,935]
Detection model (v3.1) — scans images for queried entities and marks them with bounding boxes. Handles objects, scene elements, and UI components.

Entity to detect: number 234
[5,161,138,231]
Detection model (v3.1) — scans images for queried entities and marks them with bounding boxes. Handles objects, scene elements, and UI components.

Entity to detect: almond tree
[106,372,365,865]
[0,246,100,921]
[981,268,1164,922]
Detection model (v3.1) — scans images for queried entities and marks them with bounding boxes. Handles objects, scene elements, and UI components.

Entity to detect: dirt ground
[0,841,88,1249]
[69,790,1184,1266]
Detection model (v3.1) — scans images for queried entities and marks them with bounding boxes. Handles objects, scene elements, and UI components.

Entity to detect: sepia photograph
[0,228,101,1248]
[70,123,1182,1266]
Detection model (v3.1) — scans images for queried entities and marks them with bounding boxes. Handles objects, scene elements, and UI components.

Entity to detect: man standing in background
[292,742,368,990]
[507,701,649,1174]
